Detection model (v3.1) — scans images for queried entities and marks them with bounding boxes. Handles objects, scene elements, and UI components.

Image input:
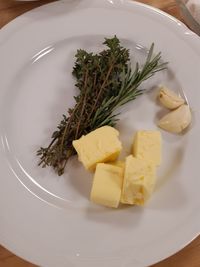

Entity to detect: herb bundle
[37,36,167,175]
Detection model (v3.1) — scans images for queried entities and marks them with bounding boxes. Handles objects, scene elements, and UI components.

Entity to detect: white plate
[0,1,200,266]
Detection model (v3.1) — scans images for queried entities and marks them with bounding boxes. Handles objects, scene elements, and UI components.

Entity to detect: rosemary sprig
[37,36,167,175]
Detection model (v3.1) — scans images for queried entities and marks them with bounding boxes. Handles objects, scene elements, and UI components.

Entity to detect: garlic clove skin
[158,105,192,133]
[158,86,185,109]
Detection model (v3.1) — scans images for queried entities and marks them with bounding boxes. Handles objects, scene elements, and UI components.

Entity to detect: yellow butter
[121,155,156,205]
[90,163,124,208]
[110,160,125,169]
[133,130,161,166]
[72,126,122,171]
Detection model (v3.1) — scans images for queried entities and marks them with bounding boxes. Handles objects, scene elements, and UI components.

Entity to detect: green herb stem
[37,37,167,175]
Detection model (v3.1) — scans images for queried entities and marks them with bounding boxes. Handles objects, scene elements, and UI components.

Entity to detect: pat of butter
[121,155,156,205]
[110,160,125,169]
[133,130,161,166]
[73,126,122,171]
[90,163,124,208]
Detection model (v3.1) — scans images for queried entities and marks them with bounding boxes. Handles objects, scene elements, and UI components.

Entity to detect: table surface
[0,0,199,267]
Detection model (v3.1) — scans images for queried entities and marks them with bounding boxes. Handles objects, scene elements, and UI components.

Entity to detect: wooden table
[0,1,199,266]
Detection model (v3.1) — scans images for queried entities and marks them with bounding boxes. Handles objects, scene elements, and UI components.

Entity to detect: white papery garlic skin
[158,105,192,133]
[158,86,185,109]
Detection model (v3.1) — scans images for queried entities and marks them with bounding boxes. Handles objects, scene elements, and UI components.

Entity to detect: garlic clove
[158,105,192,133]
[158,86,185,109]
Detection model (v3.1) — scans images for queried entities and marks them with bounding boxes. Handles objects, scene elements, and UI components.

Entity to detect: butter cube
[133,130,161,166]
[110,161,125,169]
[73,126,122,170]
[91,163,124,208]
[121,155,156,205]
